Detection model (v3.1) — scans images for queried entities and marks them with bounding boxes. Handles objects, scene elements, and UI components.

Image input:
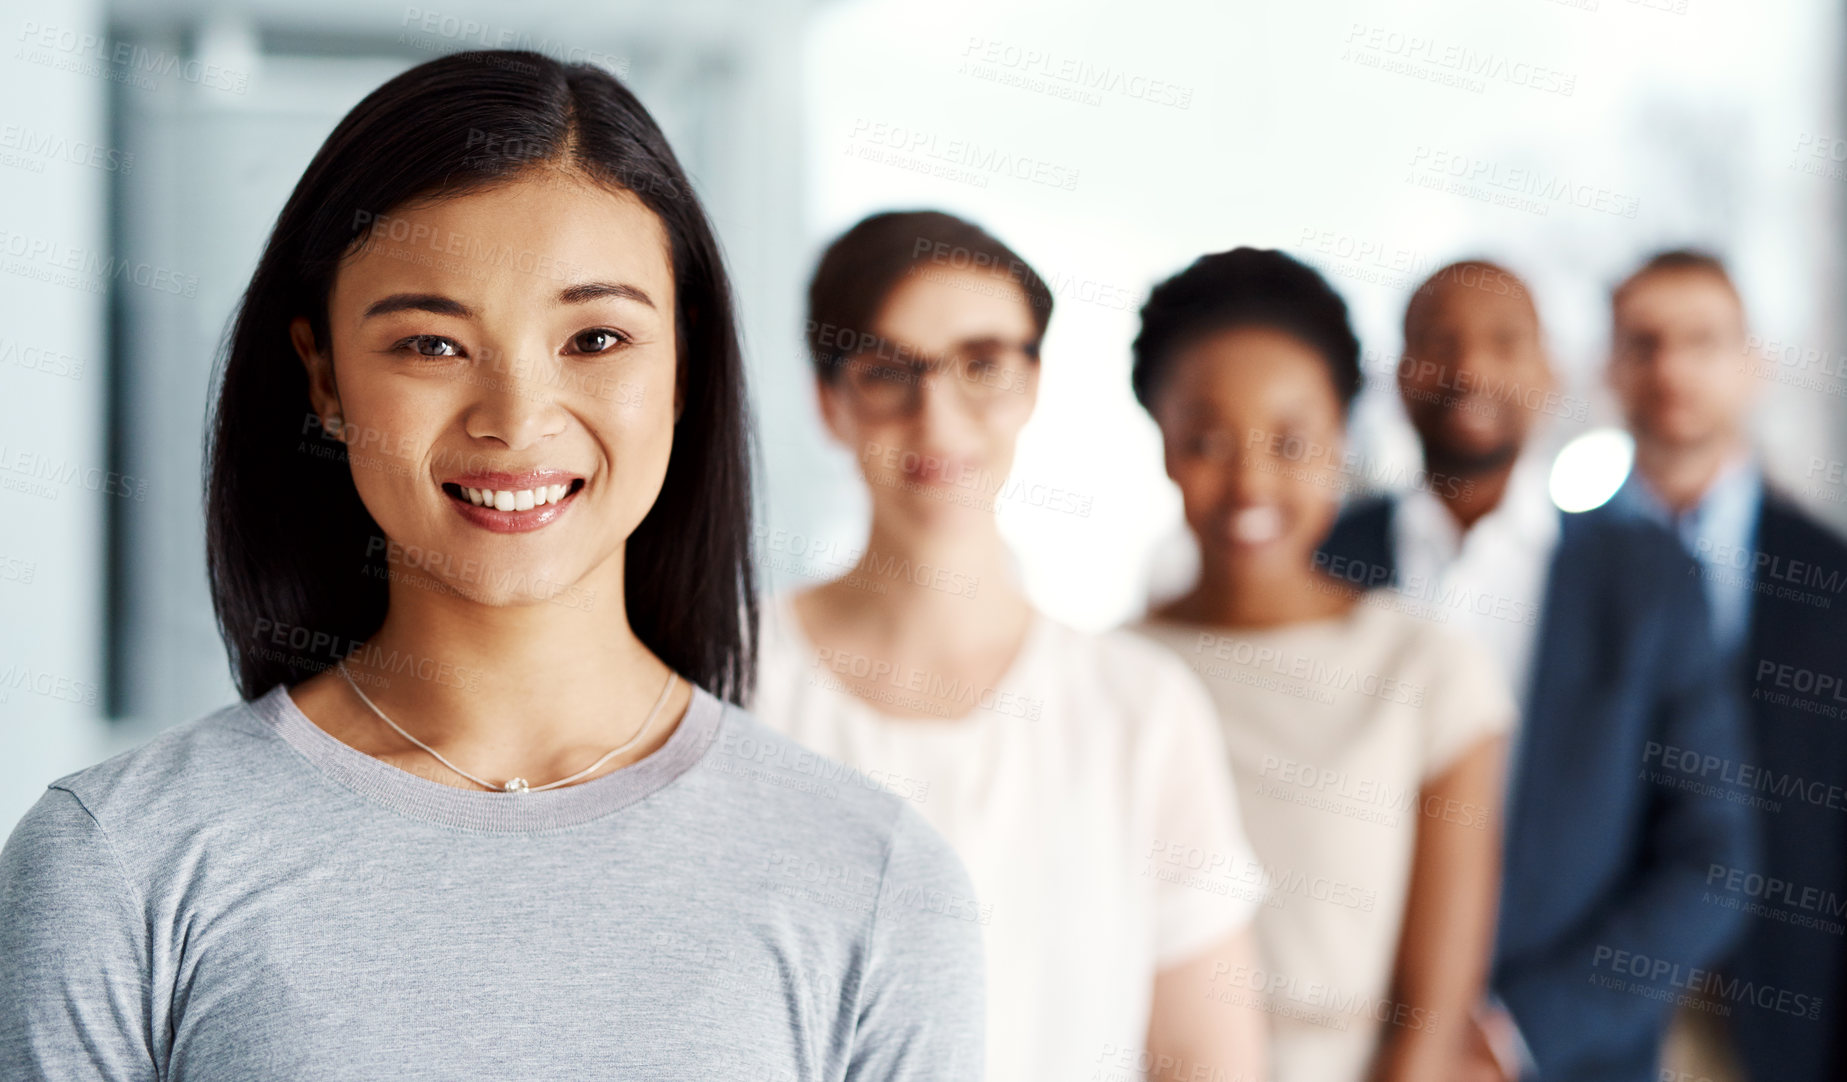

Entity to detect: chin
[1209,535,1287,570]
[1648,418,1716,449]
[909,494,992,532]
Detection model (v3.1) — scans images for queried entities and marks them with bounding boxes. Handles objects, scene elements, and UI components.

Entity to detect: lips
[904,454,976,485]
[438,469,586,533]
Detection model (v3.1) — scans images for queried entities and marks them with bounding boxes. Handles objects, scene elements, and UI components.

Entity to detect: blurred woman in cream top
[1124,248,1515,1082]
[750,211,1270,1082]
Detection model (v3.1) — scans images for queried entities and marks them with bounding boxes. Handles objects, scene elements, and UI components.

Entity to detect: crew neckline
[1135,591,1377,640]
[249,678,725,833]
[770,589,1056,727]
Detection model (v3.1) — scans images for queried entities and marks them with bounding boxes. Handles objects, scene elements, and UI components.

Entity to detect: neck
[341,550,678,776]
[1436,457,1516,532]
[1174,553,1347,629]
[842,511,1030,643]
[1632,433,1746,514]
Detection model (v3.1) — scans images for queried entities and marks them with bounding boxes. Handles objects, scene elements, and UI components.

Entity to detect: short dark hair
[1613,248,1740,310]
[205,49,758,704]
[1131,247,1362,413]
[804,210,1053,380]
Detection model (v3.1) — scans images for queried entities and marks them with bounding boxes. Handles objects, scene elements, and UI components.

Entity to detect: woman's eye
[395,335,462,358]
[570,328,628,355]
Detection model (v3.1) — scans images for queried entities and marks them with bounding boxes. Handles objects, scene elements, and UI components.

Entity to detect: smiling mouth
[1225,505,1284,546]
[441,478,586,512]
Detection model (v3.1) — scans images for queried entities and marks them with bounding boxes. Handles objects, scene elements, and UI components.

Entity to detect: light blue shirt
[1607,456,1763,660]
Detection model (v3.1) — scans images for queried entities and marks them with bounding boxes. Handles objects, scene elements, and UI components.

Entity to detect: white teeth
[1228,506,1284,545]
[456,484,574,511]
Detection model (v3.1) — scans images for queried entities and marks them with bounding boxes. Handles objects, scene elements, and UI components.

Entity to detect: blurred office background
[1,0,1841,832]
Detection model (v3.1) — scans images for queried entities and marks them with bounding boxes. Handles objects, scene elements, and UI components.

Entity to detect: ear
[290,316,342,435]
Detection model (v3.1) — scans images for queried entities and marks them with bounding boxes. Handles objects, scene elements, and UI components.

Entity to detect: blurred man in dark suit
[1317,260,1759,1082]
[1606,249,1847,1082]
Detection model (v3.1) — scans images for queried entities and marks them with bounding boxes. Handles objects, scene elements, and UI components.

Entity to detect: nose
[462,341,570,450]
[1657,340,1708,376]
[1447,341,1501,391]
[1225,437,1278,505]
[909,364,983,443]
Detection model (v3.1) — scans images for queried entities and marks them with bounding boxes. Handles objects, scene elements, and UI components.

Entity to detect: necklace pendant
[502,777,529,793]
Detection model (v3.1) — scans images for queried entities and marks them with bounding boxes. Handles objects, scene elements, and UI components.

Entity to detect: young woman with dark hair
[750,210,1270,1082]
[0,50,980,1080]
[1127,247,1511,1082]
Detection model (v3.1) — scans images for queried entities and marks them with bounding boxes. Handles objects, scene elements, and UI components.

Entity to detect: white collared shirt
[1390,449,1560,711]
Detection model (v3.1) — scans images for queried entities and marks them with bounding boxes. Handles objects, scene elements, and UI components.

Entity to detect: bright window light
[1549,427,1635,513]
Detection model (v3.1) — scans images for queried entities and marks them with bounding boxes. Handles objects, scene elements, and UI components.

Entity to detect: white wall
[783,0,1844,630]
[0,0,113,831]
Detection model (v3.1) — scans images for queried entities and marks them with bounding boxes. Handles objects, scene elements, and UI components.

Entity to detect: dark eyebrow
[558,281,655,309]
[362,293,474,320]
[954,335,1041,358]
[360,282,655,321]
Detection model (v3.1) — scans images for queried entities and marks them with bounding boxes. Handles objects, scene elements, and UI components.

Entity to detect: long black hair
[205,49,756,704]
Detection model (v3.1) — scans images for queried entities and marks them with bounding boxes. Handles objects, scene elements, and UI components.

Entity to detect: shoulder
[1052,620,1228,766]
[1056,617,1213,713]
[696,701,979,921]
[40,695,287,834]
[1563,509,1729,686]
[1749,490,1847,645]
[1356,596,1517,725]
[1562,505,1702,611]
[698,701,949,854]
[1353,594,1488,665]
[1759,487,1847,561]
[5,695,286,897]
[1564,504,1689,570]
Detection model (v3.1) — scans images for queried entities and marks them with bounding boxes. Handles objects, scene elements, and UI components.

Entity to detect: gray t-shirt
[0,681,984,1080]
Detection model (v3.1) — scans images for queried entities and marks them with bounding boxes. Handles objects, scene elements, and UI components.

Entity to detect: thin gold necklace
[335,660,678,793]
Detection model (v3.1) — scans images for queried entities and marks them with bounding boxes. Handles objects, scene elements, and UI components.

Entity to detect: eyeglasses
[834,338,1038,420]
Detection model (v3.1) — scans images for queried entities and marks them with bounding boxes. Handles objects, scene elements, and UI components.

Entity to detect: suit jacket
[1320,496,1760,1082]
[1720,488,1847,1082]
